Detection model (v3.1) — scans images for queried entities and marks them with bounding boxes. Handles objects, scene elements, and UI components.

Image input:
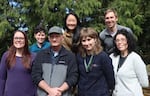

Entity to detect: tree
[0,0,149,61]
[138,0,150,64]
[0,0,102,56]
[107,0,144,37]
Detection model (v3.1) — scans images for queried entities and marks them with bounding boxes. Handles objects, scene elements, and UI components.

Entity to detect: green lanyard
[84,55,94,72]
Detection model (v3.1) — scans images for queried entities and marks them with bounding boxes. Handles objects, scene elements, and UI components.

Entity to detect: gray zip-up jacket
[31,46,78,96]
[99,24,133,54]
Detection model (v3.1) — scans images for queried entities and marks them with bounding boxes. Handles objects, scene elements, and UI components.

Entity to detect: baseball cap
[48,26,62,35]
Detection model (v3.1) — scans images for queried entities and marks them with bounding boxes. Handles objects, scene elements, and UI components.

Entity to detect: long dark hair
[113,29,136,56]
[6,30,31,69]
[64,12,81,53]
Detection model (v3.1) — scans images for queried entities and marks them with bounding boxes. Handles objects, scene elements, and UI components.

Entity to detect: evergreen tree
[0,0,149,60]
[107,0,144,37]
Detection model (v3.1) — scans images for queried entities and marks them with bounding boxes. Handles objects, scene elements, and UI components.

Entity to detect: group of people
[0,8,149,96]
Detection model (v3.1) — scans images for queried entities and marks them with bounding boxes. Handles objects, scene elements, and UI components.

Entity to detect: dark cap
[48,26,62,35]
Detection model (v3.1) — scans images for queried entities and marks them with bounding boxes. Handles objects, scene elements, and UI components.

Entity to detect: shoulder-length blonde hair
[78,27,103,57]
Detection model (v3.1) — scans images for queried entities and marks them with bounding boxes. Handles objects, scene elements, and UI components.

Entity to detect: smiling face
[48,33,63,51]
[105,11,118,29]
[115,34,128,54]
[13,31,25,49]
[34,31,46,44]
[66,14,77,31]
[81,36,96,51]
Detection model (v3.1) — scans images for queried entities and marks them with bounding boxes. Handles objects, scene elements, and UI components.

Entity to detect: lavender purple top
[0,52,37,96]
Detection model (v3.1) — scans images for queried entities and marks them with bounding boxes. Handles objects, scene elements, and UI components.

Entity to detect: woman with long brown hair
[0,30,37,96]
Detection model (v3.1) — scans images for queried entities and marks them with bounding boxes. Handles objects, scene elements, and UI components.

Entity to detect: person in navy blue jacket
[77,27,115,96]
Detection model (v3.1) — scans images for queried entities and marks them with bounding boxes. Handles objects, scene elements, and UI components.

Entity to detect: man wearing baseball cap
[31,26,78,96]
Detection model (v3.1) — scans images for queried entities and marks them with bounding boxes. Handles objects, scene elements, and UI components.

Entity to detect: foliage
[0,0,150,63]
[137,0,150,64]
[0,0,102,56]
[107,0,144,37]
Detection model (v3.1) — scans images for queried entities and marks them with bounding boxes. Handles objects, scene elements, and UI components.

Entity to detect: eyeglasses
[14,37,25,40]
[115,38,127,43]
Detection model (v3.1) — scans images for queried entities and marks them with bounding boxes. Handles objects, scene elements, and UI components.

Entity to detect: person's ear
[34,33,37,38]
[116,16,118,22]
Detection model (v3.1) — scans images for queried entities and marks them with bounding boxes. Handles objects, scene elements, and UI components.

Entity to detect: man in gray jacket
[31,26,78,96]
[99,8,133,54]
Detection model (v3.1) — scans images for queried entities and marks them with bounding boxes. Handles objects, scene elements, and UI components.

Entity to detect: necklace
[84,55,94,72]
